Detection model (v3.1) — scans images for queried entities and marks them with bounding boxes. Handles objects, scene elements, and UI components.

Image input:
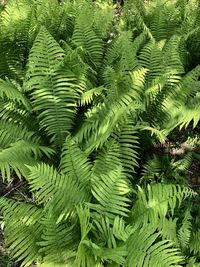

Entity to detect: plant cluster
[0,0,199,266]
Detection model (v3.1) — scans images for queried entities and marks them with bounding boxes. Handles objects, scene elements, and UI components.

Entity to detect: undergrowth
[0,0,199,266]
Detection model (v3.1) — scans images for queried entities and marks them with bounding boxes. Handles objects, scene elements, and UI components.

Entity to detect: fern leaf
[59,136,92,187]
[178,209,192,250]
[27,163,89,222]
[38,214,77,265]
[112,118,139,178]
[132,184,196,227]
[0,121,54,181]
[26,27,80,146]
[126,225,184,267]
[0,79,31,110]
[0,198,43,267]
[72,4,103,70]
[90,142,131,219]
[190,230,200,256]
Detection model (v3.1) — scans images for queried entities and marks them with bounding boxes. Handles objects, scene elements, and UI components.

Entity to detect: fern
[0,198,43,267]
[72,3,103,70]
[132,183,196,226]
[126,225,184,267]
[25,27,82,146]
[0,1,199,266]
[90,141,131,219]
[190,230,200,256]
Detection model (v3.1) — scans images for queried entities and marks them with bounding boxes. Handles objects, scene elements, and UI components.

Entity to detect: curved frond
[90,142,131,219]
[59,136,92,187]
[132,183,196,227]
[126,225,184,267]
[72,4,103,70]
[0,198,43,267]
[25,27,81,146]
[0,79,31,110]
[27,163,89,222]
[0,121,54,181]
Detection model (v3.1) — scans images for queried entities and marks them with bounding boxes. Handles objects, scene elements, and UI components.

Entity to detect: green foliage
[0,0,199,266]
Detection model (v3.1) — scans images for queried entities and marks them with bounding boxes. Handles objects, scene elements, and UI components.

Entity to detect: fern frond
[76,67,145,153]
[25,27,81,146]
[159,217,178,244]
[83,239,127,266]
[93,1,114,38]
[27,163,89,222]
[0,120,54,181]
[72,4,103,70]
[0,198,43,267]
[140,155,163,184]
[59,136,92,187]
[112,118,139,178]
[113,216,133,242]
[190,230,200,256]
[79,87,103,106]
[178,93,200,129]
[0,79,31,110]
[105,31,139,72]
[163,65,200,130]
[178,208,192,250]
[126,225,184,267]
[73,205,96,267]
[132,183,196,227]
[139,40,164,83]
[38,214,77,265]
[90,142,131,219]
[0,140,49,181]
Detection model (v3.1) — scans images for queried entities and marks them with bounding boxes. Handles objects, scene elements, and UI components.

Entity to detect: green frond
[38,214,77,265]
[113,216,132,242]
[172,152,193,172]
[159,218,178,244]
[90,147,131,219]
[73,205,97,267]
[90,170,130,217]
[79,87,104,106]
[132,183,196,226]
[105,31,139,72]
[37,0,75,41]
[177,93,200,129]
[27,163,89,222]
[0,120,39,147]
[140,156,163,184]
[0,0,36,81]
[112,118,139,178]
[139,41,163,83]
[76,67,144,153]
[0,121,54,181]
[92,140,122,176]
[0,0,32,35]
[178,209,192,250]
[0,79,30,109]
[72,4,103,70]
[92,0,114,38]
[0,198,43,267]
[0,141,42,181]
[190,230,200,256]
[126,225,184,267]
[133,8,154,40]
[25,27,81,146]
[83,239,127,266]
[163,65,200,130]
[59,136,92,187]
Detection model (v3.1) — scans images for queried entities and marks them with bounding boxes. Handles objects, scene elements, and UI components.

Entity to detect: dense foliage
[0,0,199,266]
